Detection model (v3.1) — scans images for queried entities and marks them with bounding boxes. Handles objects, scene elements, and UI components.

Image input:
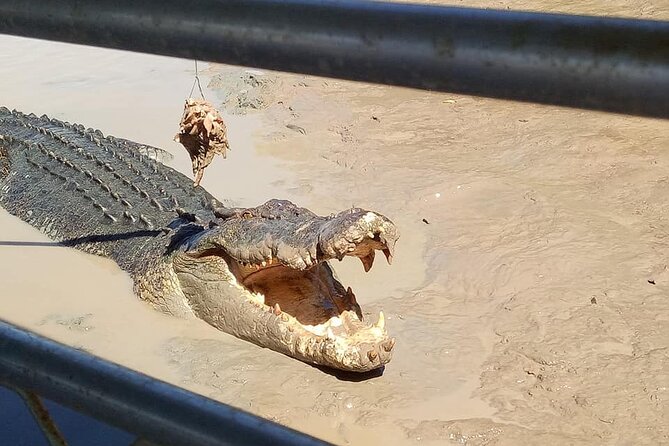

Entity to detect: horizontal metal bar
[0,320,329,446]
[0,0,667,118]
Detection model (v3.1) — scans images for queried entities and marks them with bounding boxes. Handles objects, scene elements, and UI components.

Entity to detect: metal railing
[0,320,329,446]
[0,0,667,118]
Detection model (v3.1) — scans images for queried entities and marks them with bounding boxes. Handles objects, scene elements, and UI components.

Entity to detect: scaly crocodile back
[0,107,220,274]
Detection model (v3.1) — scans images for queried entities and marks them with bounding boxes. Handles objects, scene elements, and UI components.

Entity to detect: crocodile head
[171,199,398,372]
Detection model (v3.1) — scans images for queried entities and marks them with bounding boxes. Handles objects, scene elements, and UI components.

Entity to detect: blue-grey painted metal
[0,320,330,446]
[0,0,667,118]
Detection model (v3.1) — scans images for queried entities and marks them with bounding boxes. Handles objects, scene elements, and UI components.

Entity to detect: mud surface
[2,1,669,444]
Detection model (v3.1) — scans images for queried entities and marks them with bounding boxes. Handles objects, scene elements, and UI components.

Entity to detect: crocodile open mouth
[212,233,396,372]
[176,203,399,372]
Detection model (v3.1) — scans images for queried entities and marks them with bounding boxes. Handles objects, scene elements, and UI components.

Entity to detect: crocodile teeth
[303,252,313,267]
[346,287,357,306]
[273,303,282,315]
[329,316,342,327]
[251,292,265,306]
[383,248,393,265]
[360,251,375,272]
[378,232,395,265]
[375,311,385,330]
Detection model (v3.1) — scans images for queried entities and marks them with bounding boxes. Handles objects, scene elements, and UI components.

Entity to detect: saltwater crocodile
[0,108,398,372]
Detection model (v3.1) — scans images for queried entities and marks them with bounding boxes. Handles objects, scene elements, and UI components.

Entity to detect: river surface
[1,1,668,443]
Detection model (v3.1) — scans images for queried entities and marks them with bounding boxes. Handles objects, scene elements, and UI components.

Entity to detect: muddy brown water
[1,1,669,443]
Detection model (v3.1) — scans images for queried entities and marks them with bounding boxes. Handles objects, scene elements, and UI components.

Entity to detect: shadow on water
[314,364,386,382]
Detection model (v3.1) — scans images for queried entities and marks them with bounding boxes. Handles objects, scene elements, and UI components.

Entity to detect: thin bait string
[188,60,206,100]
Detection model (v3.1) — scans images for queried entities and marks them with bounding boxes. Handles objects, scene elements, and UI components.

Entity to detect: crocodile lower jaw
[174,251,395,372]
